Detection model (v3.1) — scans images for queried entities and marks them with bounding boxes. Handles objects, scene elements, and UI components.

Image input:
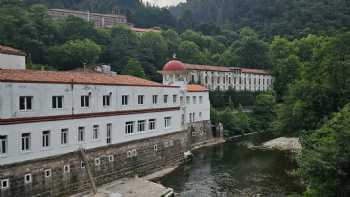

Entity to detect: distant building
[130,27,161,33]
[0,45,26,70]
[48,9,128,28]
[159,60,273,92]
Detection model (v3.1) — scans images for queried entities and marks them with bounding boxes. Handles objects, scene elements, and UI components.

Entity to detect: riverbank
[257,137,301,153]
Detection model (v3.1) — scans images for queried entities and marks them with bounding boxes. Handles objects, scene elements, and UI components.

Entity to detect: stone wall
[0,130,188,197]
[188,120,223,148]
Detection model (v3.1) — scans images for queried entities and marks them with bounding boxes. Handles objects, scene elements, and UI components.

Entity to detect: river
[158,135,304,196]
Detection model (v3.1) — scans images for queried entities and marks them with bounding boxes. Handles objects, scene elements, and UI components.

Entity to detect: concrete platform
[73,177,173,197]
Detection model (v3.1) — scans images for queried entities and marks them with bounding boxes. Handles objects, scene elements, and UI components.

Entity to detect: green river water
[158,135,304,197]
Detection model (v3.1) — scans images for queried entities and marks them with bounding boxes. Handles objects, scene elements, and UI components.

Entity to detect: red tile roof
[184,63,232,72]
[0,45,26,56]
[187,84,209,92]
[0,69,178,88]
[240,68,269,75]
[163,61,270,75]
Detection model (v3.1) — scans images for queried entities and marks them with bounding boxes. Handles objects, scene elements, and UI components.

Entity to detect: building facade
[160,60,273,92]
[48,9,128,28]
[0,48,218,196]
[0,45,26,70]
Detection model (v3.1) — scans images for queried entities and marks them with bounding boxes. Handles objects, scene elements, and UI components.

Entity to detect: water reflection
[158,140,304,197]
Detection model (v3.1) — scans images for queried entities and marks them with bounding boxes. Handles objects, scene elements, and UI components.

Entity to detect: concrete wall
[0,82,180,119]
[0,53,25,70]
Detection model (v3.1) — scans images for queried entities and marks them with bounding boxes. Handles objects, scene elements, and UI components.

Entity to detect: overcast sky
[142,0,186,7]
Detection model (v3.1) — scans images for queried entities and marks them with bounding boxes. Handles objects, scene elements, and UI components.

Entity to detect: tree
[122,58,146,78]
[138,31,168,80]
[221,28,270,68]
[252,92,276,132]
[104,25,139,72]
[297,104,350,196]
[177,40,203,64]
[270,36,300,101]
[49,39,101,70]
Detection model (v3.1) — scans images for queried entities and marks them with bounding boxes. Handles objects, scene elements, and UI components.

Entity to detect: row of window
[19,94,180,111]
[125,117,171,134]
[190,74,272,86]
[0,117,172,155]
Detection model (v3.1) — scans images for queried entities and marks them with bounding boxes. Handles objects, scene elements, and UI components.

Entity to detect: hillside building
[48,9,128,28]
[160,60,273,91]
[0,45,26,70]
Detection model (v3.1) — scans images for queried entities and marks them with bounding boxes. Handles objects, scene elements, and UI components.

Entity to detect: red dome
[163,60,185,71]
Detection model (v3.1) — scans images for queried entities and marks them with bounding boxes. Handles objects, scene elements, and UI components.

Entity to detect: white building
[0,47,215,196]
[160,60,273,91]
[0,45,26,70]
[0,55,210,167]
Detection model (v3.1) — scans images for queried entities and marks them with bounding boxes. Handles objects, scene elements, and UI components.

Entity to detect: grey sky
[142,0,186,7]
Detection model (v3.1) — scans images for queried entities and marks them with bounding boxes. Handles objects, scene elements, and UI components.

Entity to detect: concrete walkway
[73,177,173,197]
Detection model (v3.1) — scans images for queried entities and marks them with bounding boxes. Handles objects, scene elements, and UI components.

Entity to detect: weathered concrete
[73,177,173,197]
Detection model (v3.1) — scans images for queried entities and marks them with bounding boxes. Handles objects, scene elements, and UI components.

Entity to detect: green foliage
[122,58,145,78]
[273,32,350,134]
[49,39,101,70]
[297,104,350,196]
[221,27,270,69]
[171,0,350,39]
[211,107,252,136]
[270,36,301,101]
[177,40,203,64]
[251,92,276,132]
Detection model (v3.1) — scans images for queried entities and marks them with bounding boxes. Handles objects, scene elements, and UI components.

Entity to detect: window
[164,117,171,128]
[154,144,158,151]
[186,96,190,104]
[106,123,112,144]
[108,155,114,162]
[138,95,144,105]
[149,119,156,130]
[163,95,168,103]
[52,96,63,109]
[45,169,52,178]
[152,95,158,104]
[81,161,86,168]
[122,95,128,106]
[81,95,89,107]
[61,129,68,145]
[24,174,32,184]
[21,133,31,152]
[19,96,32,111]
[93,125,99,140]
[125,122,134,134]
[127,149,137,158]
[1,179,9,190]
[138,120,146,132]
[0,135,7,155]
[199,96,203,104]
[103,95,111,106]
[95,158,101,166]
[193,96,197,104]
[63,165,70,173]
[180,96,184,104]
[173,95,177,103]
[78,127,85,142]
[42,130,50,148]
[199,112,202,119]
[181,114,185,125]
